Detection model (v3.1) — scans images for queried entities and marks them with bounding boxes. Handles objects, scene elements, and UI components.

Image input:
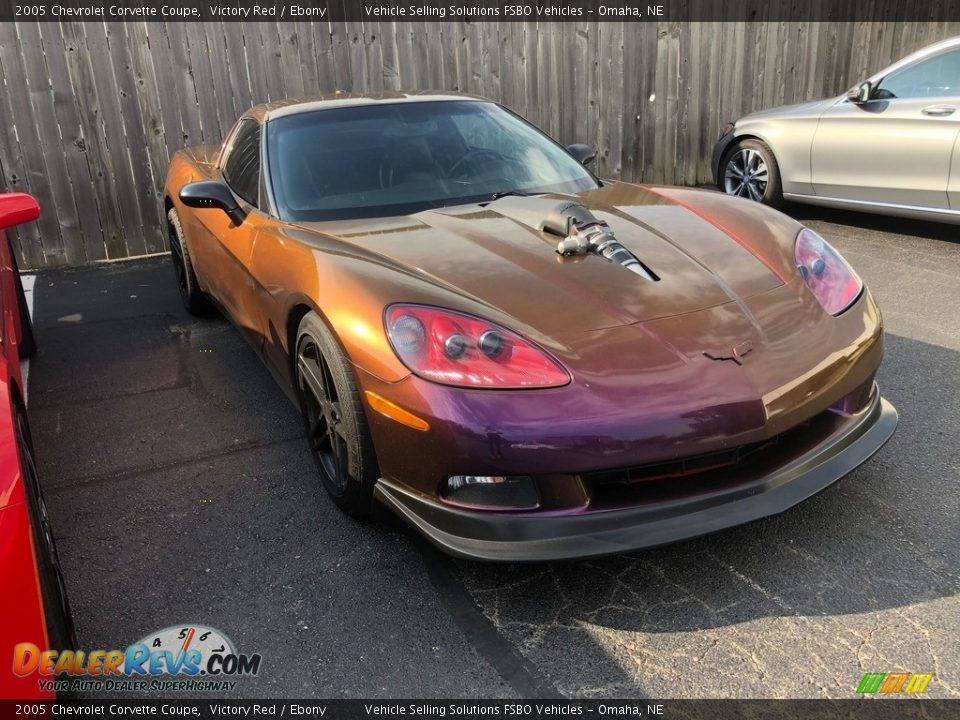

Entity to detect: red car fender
[0,334,52,700]
[0,194,53,700]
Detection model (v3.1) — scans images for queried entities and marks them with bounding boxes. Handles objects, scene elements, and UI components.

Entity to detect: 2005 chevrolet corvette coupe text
[163,93,897,561]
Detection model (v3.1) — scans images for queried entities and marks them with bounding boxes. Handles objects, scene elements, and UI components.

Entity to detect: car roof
[246,91,489,123]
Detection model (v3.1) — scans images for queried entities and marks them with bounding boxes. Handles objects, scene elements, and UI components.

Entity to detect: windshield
[266,101,599,221]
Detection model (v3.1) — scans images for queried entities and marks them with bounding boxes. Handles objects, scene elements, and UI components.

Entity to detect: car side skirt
[784,192,960,225]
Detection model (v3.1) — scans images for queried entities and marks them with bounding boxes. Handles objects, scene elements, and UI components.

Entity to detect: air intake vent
[492,195,658,281]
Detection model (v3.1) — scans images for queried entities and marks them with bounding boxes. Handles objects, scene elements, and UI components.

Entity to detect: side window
[222,119,261,207]
[876,48,960,100]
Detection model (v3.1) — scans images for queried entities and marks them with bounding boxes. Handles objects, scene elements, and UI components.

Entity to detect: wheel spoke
[297,355,326,402]
[307,413,327,450]
[319,357,338,404]
[747,181,763,201]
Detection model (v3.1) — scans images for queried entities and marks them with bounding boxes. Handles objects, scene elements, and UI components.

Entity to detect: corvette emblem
[704,340,754,366]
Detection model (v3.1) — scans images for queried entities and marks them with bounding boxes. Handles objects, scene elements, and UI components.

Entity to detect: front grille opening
[586,408,845,509]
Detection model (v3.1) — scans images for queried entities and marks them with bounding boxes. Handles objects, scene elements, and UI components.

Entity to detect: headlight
[385,304,570,389]
[795,228,863,315]
[718,121,735,140]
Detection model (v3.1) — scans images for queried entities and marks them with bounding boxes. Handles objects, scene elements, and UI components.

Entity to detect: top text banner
[0,0,954,23]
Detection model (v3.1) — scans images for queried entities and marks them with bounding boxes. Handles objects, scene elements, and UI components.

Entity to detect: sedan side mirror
[848,81,872,104]
[0,192,40,230]
[179,180,247,225]
[566,143,597,166]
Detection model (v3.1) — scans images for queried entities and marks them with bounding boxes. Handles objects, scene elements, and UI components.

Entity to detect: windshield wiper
[491,189,530,200]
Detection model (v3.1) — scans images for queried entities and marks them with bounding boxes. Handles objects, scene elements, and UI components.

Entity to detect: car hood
[294,183,789,339]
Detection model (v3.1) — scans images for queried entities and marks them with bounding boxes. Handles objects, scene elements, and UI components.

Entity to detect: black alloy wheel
[295,312,379,516]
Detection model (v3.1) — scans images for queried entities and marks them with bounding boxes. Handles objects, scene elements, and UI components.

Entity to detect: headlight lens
[385,304,570,389]
[718,121,735,140]
[795,228,862,315]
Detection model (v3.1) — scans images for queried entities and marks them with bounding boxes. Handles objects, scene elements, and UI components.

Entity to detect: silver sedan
[712,37,960,223]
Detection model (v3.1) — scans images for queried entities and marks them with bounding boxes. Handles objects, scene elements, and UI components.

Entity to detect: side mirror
[0,192,40,230]
[179,180,247,225]
[848,81,872,104]
[566,143,597,166]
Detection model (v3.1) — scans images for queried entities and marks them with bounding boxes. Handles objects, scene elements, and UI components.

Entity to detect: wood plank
[123,22,174,252]
[277,21,306,98]
[379,21,401,91]
[104,22,162,253]
[205,22,240,136]
[258,22,287,99]
[312,21,337,94]
[83,21,147,257]
[161,23,204,148]
[222,21,254,112]
[245,22,272,103]
[59,21,127,261]
[437,20,457,92]
[597,21,624,180]
[38,21,106,262]
[17,22,83,264]
[330,15,352,90]
[0,24,45,267]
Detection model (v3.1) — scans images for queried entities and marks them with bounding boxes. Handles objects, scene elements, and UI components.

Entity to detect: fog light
[441,475,539,510]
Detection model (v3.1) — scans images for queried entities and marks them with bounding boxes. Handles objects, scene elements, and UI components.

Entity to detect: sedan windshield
[266,101,599,221]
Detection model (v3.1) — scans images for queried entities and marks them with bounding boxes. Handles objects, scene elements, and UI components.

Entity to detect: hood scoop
[489,195,658,281]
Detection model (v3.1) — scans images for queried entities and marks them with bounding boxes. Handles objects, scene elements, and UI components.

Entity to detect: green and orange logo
[856,672,933,695]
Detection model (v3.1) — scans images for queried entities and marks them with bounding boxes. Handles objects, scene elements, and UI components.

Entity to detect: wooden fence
[0,20,957,268]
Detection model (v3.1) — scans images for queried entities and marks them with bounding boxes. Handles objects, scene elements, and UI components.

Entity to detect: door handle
[922,104,956,116]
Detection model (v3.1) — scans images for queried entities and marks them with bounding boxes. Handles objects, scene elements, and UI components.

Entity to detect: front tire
[721,139,783,207]
[167,207,209,315]
[295,312,379,516]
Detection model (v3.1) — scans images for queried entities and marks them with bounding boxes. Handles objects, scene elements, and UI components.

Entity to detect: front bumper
[374,391,897,561]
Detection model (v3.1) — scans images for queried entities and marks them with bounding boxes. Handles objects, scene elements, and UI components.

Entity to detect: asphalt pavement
[27,202,959,699]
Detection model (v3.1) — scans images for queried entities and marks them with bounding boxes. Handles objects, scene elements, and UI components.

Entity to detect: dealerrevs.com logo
[13,625,261,693]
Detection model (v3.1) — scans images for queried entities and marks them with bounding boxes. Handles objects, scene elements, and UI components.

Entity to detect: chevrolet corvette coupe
[164,93,897,561]
[0,192,74,697]
[713,36,960,222]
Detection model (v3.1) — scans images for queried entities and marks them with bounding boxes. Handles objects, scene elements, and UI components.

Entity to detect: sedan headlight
[795,228,863,315]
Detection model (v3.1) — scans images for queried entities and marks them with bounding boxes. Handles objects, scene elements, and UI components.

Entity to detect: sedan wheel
[295,312,379,516]
[722,139,782,207]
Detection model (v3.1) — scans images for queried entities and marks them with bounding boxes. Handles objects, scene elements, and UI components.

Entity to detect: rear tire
[15,406,76,652]
[295,312,380,516]
[721,139,783,208]
[167,207,210,316]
